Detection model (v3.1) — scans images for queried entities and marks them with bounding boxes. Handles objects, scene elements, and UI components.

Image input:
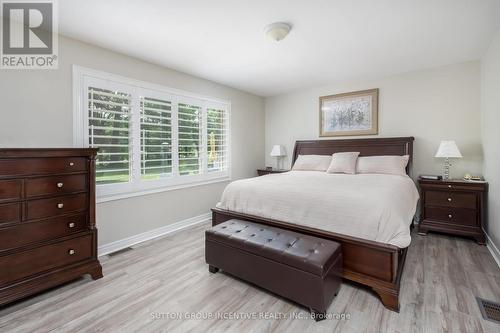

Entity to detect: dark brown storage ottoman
[205,219,342,320]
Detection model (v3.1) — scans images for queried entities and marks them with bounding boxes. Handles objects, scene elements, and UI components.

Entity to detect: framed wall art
[319,88,378,137]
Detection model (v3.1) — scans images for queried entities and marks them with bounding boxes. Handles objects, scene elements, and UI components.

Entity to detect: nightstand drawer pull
[69,162,74,166]
[57,203,64,209]
[57,182,64,188]
[447,198,452,202]
[448,185,452,188]
[68,222,75,228]
[68,249,75,255]
[448,214,453,218]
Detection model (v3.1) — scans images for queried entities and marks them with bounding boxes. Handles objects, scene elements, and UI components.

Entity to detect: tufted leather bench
[205,219,342,320]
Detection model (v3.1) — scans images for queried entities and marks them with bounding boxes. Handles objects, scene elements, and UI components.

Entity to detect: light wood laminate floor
[1,222,499,333]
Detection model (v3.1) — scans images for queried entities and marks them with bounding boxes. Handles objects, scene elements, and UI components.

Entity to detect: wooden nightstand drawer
[425,190,476,209]
[420,182,483,191]
[425,207,477,226]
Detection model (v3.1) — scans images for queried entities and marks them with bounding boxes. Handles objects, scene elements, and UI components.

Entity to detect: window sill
[96,176,230,203]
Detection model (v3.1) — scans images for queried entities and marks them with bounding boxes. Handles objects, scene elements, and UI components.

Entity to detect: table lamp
[270,145,286,170]
[435,140,462,180]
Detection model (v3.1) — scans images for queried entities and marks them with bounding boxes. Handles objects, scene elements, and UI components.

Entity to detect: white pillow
[292,155,332,171]
[356,155,410,176]
[326,152,360,174]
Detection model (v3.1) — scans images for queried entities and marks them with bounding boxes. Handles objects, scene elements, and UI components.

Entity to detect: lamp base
[443,157,451,180]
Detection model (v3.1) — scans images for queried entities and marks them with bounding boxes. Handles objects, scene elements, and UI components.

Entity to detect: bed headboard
[292,137,414,175]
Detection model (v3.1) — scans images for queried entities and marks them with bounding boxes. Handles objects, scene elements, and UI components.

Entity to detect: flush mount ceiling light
[264,22,291,41]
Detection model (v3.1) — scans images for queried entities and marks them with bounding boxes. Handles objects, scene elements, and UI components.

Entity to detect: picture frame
[319,88,379,137]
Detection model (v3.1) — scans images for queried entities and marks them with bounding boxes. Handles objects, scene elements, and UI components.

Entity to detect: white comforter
[216,171,420,248]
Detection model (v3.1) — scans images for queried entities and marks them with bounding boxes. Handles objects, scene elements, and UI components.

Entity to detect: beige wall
[265,62,482,180]
[481,30,500,249]
[0,36,265,246]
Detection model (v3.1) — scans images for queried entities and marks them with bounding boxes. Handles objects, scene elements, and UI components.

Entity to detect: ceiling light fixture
[264,22,291,41]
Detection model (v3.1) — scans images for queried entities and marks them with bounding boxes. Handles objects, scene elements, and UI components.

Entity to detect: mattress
[216,171,420,248]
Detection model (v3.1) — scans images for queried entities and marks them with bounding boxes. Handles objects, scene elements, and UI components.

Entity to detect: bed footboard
[211,208,407,312]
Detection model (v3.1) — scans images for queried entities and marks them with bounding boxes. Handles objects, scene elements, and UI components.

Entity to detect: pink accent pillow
[326,152,360,174]
[356,155,410,176]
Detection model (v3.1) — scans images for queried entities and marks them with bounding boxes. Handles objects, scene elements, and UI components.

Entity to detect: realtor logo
[1,0,58,69]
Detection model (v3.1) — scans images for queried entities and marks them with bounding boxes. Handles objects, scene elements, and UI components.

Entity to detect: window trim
[73,65,231,203]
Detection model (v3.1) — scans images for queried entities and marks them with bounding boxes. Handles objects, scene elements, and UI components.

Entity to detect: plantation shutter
[88,87,131,185]
[140,96,173,180]
[78,69,231,198]
[177,102,202,175]
[206,106,228,172]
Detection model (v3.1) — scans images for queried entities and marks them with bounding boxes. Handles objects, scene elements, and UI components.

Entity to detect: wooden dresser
[0,149,102,306]
[418,178,487,244]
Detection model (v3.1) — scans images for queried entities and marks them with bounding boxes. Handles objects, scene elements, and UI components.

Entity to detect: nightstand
[418,178,487,244]
[257,169,289,176]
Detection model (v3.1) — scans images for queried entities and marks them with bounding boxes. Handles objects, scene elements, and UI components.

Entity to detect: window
[74,67,230,201]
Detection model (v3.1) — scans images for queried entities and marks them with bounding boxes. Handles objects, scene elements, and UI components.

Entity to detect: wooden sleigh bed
[212,137,415,312]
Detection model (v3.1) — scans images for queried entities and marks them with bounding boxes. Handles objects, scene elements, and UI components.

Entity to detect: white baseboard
[98,212,211,257]
[486,232,500,269]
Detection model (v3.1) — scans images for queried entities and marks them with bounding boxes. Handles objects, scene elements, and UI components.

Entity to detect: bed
[212,137,416,312]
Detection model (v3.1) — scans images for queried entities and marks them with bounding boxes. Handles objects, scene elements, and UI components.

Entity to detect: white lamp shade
[435,140,462,158]
[270,145,286,157]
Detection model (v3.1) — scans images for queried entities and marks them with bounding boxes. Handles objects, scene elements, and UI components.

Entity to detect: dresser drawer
[425,191,476,209]
[26,174,87,198]
[27,193,87,220]
[0,234,93,285]
[420,182,485,191]
[0,157,87,177]
[0,179,23,203]
[0,213,87,251]
[425,207,477,226]
[0,203,21,225]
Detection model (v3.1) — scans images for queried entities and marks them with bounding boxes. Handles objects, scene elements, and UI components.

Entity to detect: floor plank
[1,223,499,333]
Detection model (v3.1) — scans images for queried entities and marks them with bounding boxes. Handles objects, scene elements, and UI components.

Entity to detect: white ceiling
[59,0,500,97]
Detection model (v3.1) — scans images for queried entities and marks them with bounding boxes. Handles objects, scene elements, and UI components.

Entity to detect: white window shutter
[177,102,202,176]
[206,106,228,173]
[140,96,173,180]
[87,86,132,185]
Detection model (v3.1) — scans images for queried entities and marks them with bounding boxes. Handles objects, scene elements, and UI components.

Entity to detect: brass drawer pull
[68,249,75,255]
[447,198,452,202]
[57,182,64,188]
[57,203,64,209]
[448,214,453,218]
[68,222,75,228]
